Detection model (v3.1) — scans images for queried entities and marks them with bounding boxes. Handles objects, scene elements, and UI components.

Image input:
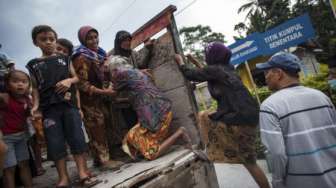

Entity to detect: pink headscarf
[77,26,98,45]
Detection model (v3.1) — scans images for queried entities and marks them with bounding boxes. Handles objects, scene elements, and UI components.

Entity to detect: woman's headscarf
[113,30,132,58]
[205,42,232,68]
[72,26,107,63]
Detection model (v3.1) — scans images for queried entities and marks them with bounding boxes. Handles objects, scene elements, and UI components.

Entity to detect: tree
[236,0,291,35]
[292,0,336,59]
[179,25,226,61]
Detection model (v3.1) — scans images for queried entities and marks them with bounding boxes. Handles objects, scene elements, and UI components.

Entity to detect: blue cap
[256,52,301,73]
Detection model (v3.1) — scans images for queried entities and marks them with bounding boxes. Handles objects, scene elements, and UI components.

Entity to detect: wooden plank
[131,5,177,48]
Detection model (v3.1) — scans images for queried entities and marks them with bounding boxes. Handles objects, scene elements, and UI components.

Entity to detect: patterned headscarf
[205,42,232,67]
[113,30,132,58]
[77,26,98,46]
[72,26,107,63]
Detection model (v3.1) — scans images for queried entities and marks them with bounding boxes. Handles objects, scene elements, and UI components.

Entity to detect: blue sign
[261,13,315,54]
[228,13,315,65]
[228,33,265,65]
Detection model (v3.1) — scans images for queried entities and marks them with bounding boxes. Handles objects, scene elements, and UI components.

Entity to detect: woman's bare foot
[178,127,192,149]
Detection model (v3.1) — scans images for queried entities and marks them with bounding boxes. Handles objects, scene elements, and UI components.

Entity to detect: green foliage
[292,0,336,60]
[301,65,329,92]
[235,0,291,35]
[179,25,226,61]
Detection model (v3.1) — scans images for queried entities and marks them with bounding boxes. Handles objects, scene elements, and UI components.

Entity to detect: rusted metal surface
[131,153,219,188]
[95,148,192,187]
[131,5,176,48]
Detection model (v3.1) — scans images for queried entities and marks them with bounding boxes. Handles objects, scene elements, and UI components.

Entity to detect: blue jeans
[43,103,88,161]
[3,132,29,168]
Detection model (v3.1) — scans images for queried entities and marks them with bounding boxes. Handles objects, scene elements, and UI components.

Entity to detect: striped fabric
[259,86,336,188]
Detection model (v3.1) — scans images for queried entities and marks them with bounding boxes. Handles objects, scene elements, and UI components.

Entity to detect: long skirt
[197,110,257,164]
[123,111,172,160]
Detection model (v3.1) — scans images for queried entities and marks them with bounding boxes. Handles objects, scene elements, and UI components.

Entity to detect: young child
[26,25,100,187]
[55,38,85,120]
[56,38,90,158]
[56,38,74,58]
[0,70,33,188]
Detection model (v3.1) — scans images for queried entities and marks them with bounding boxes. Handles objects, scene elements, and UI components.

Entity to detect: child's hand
[103,88,116,96]
[55,78,72,94]
[79,109,84,120]
[30,107,41,120]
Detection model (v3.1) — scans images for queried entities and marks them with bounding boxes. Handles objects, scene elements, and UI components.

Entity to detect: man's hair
[282,69,300,79]
[57,38,74,55]
[31,25,58,45]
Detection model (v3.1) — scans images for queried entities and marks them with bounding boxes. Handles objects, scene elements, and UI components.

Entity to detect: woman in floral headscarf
[72,26,116,168]
[175,42,270,188]
[108,61,191,161]
[107,31,155,156]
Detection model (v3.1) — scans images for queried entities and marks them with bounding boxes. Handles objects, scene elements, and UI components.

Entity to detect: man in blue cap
[256,52,336,188]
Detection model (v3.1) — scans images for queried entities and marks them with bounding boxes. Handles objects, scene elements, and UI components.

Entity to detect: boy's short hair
[57,38,74,55]
[31,25,58,45]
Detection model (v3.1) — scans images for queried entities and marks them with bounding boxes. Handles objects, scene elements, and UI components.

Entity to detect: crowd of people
[0,23,335,188]
[0,25,191,188]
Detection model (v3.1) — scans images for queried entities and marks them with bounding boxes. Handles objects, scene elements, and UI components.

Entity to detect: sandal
[86,170,98,178]
[79,176,102,188]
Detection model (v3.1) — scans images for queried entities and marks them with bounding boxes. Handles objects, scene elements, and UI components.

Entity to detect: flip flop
[79,176,102,188]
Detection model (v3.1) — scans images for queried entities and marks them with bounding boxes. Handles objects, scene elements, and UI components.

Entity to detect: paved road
[214,160,272,188]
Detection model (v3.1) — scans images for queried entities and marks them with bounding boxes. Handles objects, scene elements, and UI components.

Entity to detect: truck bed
[33,148,218,188]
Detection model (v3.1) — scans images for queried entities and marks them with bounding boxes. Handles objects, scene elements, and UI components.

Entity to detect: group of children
[0,24,191,188]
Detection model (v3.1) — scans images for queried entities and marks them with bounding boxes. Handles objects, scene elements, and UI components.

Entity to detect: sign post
[244,62,260,105]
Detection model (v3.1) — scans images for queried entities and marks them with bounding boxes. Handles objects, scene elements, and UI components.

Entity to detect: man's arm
[259,106,287,188]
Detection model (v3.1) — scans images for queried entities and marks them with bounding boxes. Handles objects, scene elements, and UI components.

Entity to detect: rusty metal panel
[163,86,200,144]
[139,160,219,188]
[134,16,201,144]
[152,61,185,92]
[131,5,176,48]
